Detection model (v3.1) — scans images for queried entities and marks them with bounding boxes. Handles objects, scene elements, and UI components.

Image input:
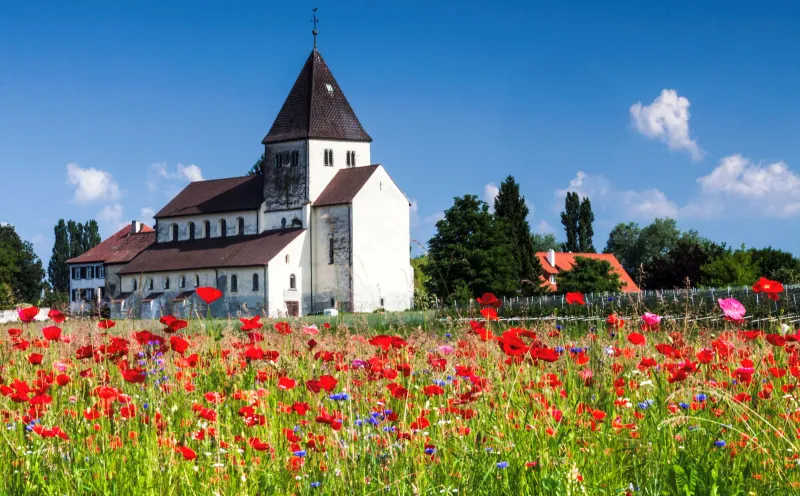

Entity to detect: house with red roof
[535,250,640,293]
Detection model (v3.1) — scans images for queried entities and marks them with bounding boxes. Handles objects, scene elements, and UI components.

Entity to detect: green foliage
[700,245,760,287]
[577,196,595,252]
[530,232,560,253]
[603,222,642,274]
[410,256,434,309]
[48,219,71,293]
[82,220,101,254]
[644,235,726,289]
[749,246,800,281]
[493,176,544,296]
[424,195,518,301]
[604,218,682,275]
[248,152,266,176]
[0,282,13,308]
[0,224,45,303]
[41,285,69,309]
[559,192,580,252]
[555,256,622,293]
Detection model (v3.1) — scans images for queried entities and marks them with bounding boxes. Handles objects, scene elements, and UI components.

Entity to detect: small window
[325,83,334,94]
[98,265,105,278]
[188,222,195,240]
[87,266,94,279]
[80,267,87,279]
[164,277,170,290]
[285,254,290,264]
[171,224,179,242]
[238,217,245,236]
[330,297,335,307]
[549,275,556,285]
[281,217,287,228]
[346,151,356,167]
[252,273,259,291]
[291,150,299,167]
[274,155,280,168]
[180,276,186,289]
[289,274,296,290]
[204,220,211,239]
[148,278,154,291]
[328,237,334,264]
[380,298,385,307]
[324,149,334,166]
[231,274,238,292]
[220,219,227,238]
[132,279,137,291]
[195,275,200,287]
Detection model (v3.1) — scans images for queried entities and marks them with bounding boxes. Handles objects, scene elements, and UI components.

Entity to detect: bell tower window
[324,149,334,166]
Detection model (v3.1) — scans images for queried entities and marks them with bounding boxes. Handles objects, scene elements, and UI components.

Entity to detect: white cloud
[66,163,121,203]
[483,183,499,210]
[0,221,10,227]
[178,163,204,182]
[535,220,554,233]
[139,207,156,220]
[148,162,204,193]
[630,89,703,161]
[423,212,445,224]
[691,154,800,217]
[621,188,679,218]
[555,171,612,206]
[97,204,125,230]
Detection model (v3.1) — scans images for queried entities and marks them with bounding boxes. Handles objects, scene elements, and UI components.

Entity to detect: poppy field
[2,281,800,495]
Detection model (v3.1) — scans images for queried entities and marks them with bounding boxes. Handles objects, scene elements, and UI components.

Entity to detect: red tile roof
[118,229,304,274]
[154,175,263,219]
[67,224,154,264]
[314,165,379,206]
[105,231,156,265]
[535,252,640,293]
[262,50,372,144]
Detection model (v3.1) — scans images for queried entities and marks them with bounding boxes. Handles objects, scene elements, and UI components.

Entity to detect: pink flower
[302,325,320,335]
[437,345,454,355]
[718,298,746,323]
[641,312,662,329]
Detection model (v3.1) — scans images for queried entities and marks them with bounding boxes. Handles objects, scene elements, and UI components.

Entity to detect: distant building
[65,221,155,313]
[535,249,640,293]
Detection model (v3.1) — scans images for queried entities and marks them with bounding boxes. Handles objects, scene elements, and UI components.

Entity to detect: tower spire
[311,8,319,50]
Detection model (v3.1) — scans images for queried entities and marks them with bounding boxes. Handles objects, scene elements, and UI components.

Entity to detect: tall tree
[604,222,642,274]
[83,220,101,252]
[531,233,560,253]
[644,236,726,289]
[424,195,518,301]
[560,192,580,252]
[67,220,82,259]
[248,152,266,176]
[577,197,595,252]
[47,219,70,293]
[700,245,759,287]
[603,218,681,275]
[0,224,45,303]
[493,176,544,295]
[749,247,800,280]
[556,256,622,294]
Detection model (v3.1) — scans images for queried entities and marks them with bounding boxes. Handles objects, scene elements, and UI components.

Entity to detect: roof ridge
[188,175,256,184]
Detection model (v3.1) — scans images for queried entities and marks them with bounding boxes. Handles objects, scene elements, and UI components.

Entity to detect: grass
[0,311,798,495]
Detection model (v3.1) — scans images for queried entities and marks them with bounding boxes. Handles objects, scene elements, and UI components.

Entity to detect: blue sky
[2,1,800,268]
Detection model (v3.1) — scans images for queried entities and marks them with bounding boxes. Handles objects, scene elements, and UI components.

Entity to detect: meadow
[1,285,800,495]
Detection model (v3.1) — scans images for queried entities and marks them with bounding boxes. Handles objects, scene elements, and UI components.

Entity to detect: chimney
[547,249,556,268]
[131,220,142,233]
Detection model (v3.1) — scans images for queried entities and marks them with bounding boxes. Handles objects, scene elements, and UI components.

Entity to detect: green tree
[248,152,266,176]
[577,197,595,252]
[556,256,622,294]
[424,195,518,301]
[67,220,82,259]
[0,224,45,303]
[560,192,580,252]
[48,219,70,293]
[82,220,101,253]
[700,245,760,287]
[749,247,800,280]
[411,255,432,309]
[604,222,642,274]
[644,236,726,289]
[531,233,560,253]
[494,176,544,296]
[604,218,681,275]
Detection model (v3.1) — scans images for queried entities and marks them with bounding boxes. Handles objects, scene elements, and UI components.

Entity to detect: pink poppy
[641,312,661,329]
[718,298,746,323]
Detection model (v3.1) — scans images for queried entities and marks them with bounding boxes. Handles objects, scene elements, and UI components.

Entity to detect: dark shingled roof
[118,229,304,274]
[142,292,164,303]
[67,224,155,264]
[314,165,379,206]
[154,175,263,219]
[263,50,372,144]
[111,292,132,302]
[106,231,156,265]
[173,290,195,301]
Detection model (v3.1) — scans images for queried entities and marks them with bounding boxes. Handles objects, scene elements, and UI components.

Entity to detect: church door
[286,301,299,317]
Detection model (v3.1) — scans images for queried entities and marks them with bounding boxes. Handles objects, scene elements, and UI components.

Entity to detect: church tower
[261,49,372,214]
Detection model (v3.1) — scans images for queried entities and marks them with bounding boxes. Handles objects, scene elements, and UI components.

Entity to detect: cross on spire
[312,8,319,50]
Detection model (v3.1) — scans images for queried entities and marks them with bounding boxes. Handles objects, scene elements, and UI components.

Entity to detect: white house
[104,47,413,318]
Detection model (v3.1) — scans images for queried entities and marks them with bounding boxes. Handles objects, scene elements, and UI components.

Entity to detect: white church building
[105,48,413,318]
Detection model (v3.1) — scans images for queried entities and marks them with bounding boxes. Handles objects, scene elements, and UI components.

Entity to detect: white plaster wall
[262,208,305,231]
[308,140,371,203]
[155,210,259,243]
[311,204,353,312]
[121,269,217,294]
[266,232,309,317]
[350,166,413,312]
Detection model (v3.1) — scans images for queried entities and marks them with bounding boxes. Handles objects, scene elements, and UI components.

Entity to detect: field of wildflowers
[2,279,800,495]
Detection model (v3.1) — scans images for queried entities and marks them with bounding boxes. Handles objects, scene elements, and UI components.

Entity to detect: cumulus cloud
[483,183,499,210]
[66,163,121,203]
[555,171,612,206]
[630,89,703,161]
[139,207,156,221]
[97,204,126,229]
[621,188,679,218]
[148,162,204,193]
[535,220,555,233]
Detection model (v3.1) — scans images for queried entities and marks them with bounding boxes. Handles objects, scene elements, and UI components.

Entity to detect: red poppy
[323,322,331,329]
[167,319,188,333]
[480,307,499,321]
[47,309,66,323]
[627,332,646,346]
[476,292,502,308]
[177,446,197,460]
[42,326,62,341]
[278,377,296,390]
[97,319,115,330]
[196,287,222,304]
[319,375,338,392]
[8,328,22,337]
[248,437,271,451]
[159,315,176,326]
[170,336,190,355]
[423,385,445,396]
[752,277,784,301]
[274,321,291,335]
[28,353,43,365]
[607,314,625,329]
[565,292,586,305]
[18,306,39,323]
[121,368,146,384]
[240,315,263,331]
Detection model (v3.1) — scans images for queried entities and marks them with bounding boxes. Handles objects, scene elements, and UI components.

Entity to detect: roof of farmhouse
[154,175,263,219]
[117,228,304,274]
[67,223,154,265]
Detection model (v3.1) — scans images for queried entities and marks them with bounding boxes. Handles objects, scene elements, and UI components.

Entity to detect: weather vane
[312,8,319,50]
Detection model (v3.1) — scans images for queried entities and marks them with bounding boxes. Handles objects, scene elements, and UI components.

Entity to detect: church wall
[307,140,371,203]
[262,208,306,231]
[350,166,414,312]
[104,263,125,297]
[263,140,308,210]
[311,204,353,313]
[155,210,258,243]
[266,233,309,317]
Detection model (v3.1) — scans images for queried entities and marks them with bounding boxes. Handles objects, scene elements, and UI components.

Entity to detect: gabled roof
[154,175,263,219]
[118,229,304,275]
[263,50,372,144]
[67,224,154,264]
[535,252,640,293]
[106,231,156,265]
[314,165,379,206]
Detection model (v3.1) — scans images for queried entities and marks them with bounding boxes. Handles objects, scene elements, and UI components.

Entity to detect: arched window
[289,274,296,290]
[194,274,200,287]
[188,222,195,240]
[252,273,259,291]
[281,217,287,229]
[164,276,170,290]
[148,278,154,291]
[180,275,186,288]
[172,224,179,242]
[285,254,290,264]
[132,279,137,291]
[230,274,238,292]
[238,217,245,236]
[204,220,211,239]
[220,219,227,238]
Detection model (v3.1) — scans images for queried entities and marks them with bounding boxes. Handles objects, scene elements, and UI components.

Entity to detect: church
[69,46,414,319]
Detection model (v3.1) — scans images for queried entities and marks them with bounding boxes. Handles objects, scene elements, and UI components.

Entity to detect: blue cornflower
[329,393,350,401]
[637,400,654,410]
[695,394,707,402]
[496,461,509,469]
[607,297,615,301]
[432,379,447,387]
[485,447,494,453]
[445,333,452,338]
[714,440,726,448]
[366,417,379,426]
[383,426,396,432]
[679,402,689,410]
[311,482,321,488]
[293,450,307,457]
[424,447,436,455]
[555,325,563,330]
[354,419,364,427]
[143,403,148,410]
[555,346,565,354]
